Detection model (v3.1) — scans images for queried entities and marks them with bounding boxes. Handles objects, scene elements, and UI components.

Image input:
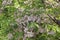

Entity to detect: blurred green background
[0,0,60,40]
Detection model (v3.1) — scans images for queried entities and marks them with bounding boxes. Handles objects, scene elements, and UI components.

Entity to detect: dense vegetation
[0,0,60,40]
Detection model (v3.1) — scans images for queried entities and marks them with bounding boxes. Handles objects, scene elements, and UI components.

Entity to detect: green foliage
[27,22,39,32]
[0,0,60,40]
